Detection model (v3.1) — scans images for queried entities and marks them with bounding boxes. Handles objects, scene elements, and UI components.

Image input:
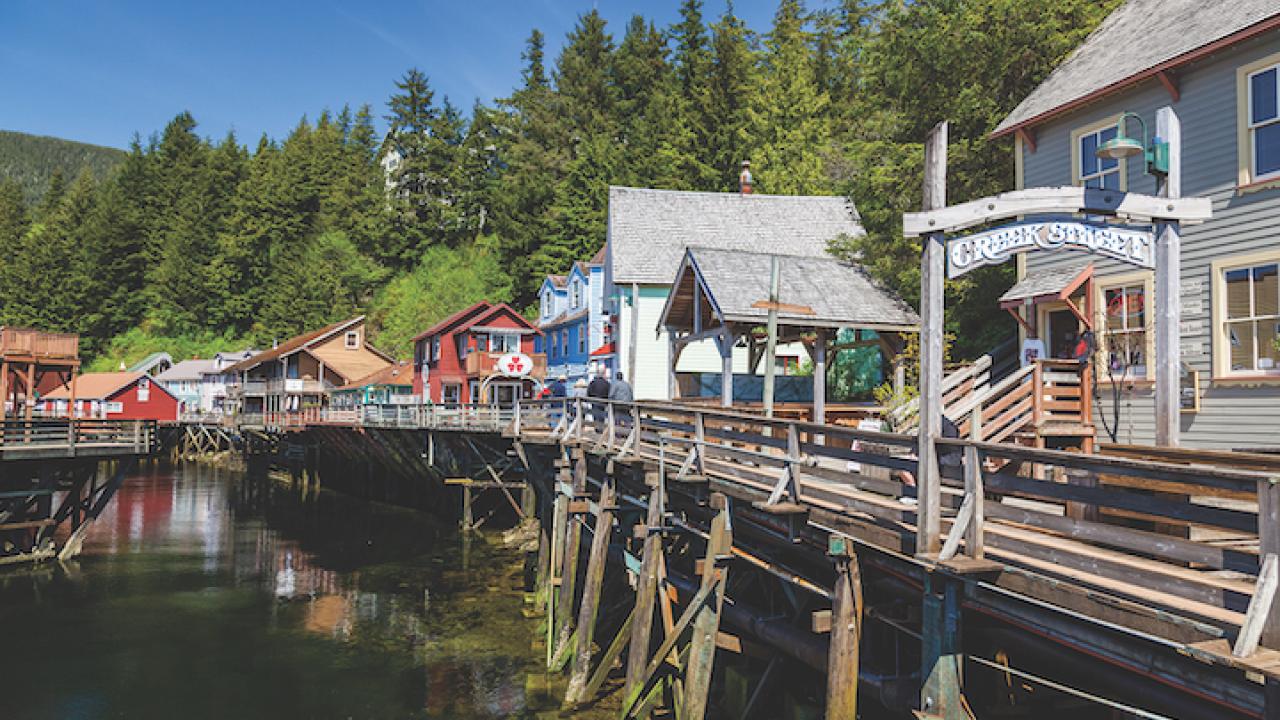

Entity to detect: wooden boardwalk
[290,399,1279,717]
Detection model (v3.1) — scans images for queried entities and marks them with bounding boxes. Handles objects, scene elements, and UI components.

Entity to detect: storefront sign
[947,219,1154,278]
[496,352,534,377]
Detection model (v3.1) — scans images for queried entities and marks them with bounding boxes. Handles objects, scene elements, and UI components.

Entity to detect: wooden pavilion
[0,327,80,421]
[658,248,920,423]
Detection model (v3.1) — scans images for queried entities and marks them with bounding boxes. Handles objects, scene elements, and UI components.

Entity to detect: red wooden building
[412,302,546,405]
[42,371,180,422]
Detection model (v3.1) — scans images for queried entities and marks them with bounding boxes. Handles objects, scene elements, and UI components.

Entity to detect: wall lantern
[1096,111,1169,176]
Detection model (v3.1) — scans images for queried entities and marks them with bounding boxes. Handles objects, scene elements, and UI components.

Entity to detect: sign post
[917,121,948,560]
[1154,106,1182,446]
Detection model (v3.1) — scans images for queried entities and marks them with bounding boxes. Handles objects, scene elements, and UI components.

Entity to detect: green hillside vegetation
[0,130,126,204]
[0,0,1120,370]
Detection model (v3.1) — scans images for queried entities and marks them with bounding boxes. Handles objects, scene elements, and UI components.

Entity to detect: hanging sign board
[947,219,1154,279]
[496,352,534,377]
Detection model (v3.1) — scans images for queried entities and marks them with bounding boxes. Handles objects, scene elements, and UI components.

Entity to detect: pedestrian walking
[587,366,611,430]
[608,371,634,426]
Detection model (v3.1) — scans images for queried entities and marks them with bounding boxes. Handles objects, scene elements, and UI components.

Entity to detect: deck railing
[0,327,79,359]
[0,419,155,456]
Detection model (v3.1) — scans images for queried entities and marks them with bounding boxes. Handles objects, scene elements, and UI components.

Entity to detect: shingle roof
[540,307,590,330]
[226,317,364,373]
[336,361,413,390]
[994,0,1280,136]
[665,248,920,332]
[45,372,155,400]
[608,186,863,285]
[999,264,1092,304]
[154,359,217,382]
[411,302,492,343]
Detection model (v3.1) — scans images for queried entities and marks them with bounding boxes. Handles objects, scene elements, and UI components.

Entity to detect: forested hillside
[0,0,1120,369]
[0,131,126,204]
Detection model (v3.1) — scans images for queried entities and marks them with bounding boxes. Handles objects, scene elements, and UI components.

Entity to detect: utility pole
[762,255,780,418]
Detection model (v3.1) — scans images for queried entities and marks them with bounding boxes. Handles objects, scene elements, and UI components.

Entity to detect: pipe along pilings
[253,419,1265,720]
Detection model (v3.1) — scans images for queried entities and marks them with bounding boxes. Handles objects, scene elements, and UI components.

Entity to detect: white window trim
[571,278,583,309]
[1211,249,1280,379]
[1070,114,1127,191]
[345,330,359,349]
[1238,50,1280,192]
[1093,270,1155,382]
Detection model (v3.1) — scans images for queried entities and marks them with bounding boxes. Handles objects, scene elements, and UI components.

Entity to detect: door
[491,382,519,407]
[1046,309,1080,359]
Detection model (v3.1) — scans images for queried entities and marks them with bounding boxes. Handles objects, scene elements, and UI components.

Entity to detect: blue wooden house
[536,248,613,384]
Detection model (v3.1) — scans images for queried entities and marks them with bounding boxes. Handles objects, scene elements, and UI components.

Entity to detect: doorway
[1046,309,1080,359]
[490,382,520,407]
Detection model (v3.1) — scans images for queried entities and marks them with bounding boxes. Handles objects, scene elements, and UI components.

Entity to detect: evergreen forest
[0,0,1121,370]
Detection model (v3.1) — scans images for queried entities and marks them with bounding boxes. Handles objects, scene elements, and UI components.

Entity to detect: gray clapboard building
[993,0,1280,449]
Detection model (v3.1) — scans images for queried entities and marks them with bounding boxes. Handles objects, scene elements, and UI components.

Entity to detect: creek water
[0,462,596,720]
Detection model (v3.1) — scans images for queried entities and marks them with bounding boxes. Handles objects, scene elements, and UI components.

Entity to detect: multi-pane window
[542,290,552,318]
[1250,64,1280,181]
[1102,283,1148,377]
[1224,262,1280,374]
[578,323,586,354]
[1078,125,1121,189]
[491,331,520,354]
[571,279,583,309]
[561,330,568,356]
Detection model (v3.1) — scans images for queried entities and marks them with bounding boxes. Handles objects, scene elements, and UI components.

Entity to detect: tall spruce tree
[748,0,831,195]
[708,5,757,190]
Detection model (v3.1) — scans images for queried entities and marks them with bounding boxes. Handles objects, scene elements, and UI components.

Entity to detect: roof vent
[739,160,753,195]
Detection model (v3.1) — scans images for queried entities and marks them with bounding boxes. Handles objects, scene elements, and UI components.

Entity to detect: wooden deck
[299,397,1280,716]
[0,420,157,461]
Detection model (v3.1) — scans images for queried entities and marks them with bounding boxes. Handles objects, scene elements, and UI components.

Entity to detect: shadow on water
[0,462,604,720]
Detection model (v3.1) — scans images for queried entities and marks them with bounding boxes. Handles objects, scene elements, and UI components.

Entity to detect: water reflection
[0,462,564,720]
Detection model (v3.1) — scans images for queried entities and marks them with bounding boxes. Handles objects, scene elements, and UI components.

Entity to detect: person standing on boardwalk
[608,371,634,426]
[587,366,611,429]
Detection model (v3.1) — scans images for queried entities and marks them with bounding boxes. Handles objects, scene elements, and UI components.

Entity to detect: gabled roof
[336,361,413,390]
[588,245,606,265]
[994,0,1280,136]
[129,352,173,375]
[467,302,541,333]
[999,263,1093,306]
[540,307,590,330]
[411,302,494,343]
[155,359,217,382]
[661,247,920,333]
[45,371,174,401]
[608,186,864,285]
[227,317,366,373]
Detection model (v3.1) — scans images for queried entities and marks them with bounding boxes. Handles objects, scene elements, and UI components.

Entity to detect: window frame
[578,323,586,354]
[344,330,359,349]
[1238,50,1280,193]
[1070,115,1127,192]
[1093,271,1155,381]
[571,278,583,309]
[1211,250,1280,379]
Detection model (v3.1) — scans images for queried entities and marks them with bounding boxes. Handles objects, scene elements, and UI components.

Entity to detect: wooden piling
[681,493,733,718]
[554,449,588,658]
[564,478,617,705]
[825,536,863,720]
[625,480,666,699]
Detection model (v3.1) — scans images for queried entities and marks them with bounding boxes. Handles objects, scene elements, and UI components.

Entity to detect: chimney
[739,160,753,195]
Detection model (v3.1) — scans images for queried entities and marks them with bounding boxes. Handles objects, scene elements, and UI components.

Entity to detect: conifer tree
[708,5,757,190]
[554,11,618,136]
[748,0,832,195]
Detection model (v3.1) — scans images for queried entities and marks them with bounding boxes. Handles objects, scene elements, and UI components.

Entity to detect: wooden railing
[0,419,155,456]
[0,327,79,359]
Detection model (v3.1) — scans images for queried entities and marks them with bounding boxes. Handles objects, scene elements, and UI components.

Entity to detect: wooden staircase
[896,350,1095,451]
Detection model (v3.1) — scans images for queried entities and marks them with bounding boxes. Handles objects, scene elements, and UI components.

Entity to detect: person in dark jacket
[586,367,611,429]
[549,375,568,398]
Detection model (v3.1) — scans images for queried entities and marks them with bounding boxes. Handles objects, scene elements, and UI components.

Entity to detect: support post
[917,120,949,558]
[1154,106,1181,447]
[565,479,617,704]
[681,493,733,717]
[718,328,733,409]
[762,256,780,418]
[554,449,589,658]
[813,328,827,427]
[669,334,680,400]
[825,536,863,720]
[547,476,570,667]
[630,283,640,398]
[920,571,963,719]
[1257,479,1280,651]
[625,479,666,699]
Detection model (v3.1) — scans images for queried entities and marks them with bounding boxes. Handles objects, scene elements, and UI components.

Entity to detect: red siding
[412,304,542,403]
[108,379,180,421]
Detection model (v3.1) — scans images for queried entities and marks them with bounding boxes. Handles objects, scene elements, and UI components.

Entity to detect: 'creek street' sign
[947,219,1154,278]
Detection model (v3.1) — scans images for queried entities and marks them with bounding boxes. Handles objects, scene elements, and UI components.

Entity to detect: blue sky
[1,1,823,150]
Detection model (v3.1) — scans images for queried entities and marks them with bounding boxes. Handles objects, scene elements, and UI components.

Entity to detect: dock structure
[278,398,1280,719]
[0,326,81,423]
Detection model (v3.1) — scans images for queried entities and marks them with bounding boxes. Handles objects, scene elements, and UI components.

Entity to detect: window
[561,329,568,356]
[475,333,489,352]
[345,331,359,349]
[442,383,460,405]
[491,331,520,354]
[542,290,552,318]
[431,337,440,362]
[138,377,150,402]
[1248,63,1280,182]
[1074,122,1121,190]
[578,323,586,354]
[1102,282,1148,378]
[571,278,583,308]
[1219,261,1280,375]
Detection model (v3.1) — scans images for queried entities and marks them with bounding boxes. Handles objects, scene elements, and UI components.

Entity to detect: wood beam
[1015,126,1037,153]
[1157,70,1180,102]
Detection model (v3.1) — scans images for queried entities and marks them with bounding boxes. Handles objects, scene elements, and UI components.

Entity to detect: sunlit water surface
[0,463,574,720]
